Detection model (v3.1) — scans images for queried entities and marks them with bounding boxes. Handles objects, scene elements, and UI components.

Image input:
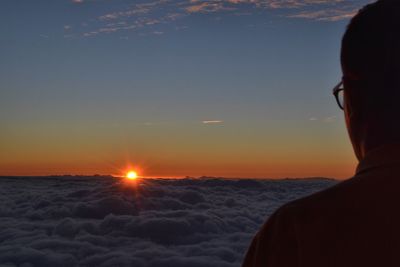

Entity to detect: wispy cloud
[184,0,350,13]
[99,6,154,21]
[67,0,370,38]
[80,0,187,37]
[288,8,358,21]
[309,116,338,123]
[186,1,236,13]
[202,120,224,124]
[323,116,337,123]
[262,0,346,9]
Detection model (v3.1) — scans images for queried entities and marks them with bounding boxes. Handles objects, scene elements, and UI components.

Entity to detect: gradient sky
[0,0,373,178]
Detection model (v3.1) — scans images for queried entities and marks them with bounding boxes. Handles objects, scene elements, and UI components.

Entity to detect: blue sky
[0,0,373,178]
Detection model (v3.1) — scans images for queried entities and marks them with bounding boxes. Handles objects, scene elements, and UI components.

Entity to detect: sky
[0,0,373,178]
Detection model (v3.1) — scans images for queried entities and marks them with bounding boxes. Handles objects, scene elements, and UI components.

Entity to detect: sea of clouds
[0,176,336,267]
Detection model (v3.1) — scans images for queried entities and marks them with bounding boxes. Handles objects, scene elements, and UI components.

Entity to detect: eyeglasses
[333,81,344,110]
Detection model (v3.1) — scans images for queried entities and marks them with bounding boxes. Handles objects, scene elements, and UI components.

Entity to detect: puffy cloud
[0,176,335,266]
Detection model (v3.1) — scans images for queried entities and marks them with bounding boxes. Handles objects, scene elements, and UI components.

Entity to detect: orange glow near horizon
[0,122,357,180]
[0,158,357,180]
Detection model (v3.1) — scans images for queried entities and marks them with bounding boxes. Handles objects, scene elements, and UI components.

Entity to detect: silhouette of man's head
[341,0,400,160]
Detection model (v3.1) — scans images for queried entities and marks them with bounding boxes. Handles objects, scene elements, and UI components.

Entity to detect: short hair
[341,0,400,89]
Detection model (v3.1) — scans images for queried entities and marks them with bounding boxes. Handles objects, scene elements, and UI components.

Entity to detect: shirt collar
[356,144,400,175]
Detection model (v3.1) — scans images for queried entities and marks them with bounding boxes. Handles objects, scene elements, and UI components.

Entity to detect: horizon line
[0,174,339,180]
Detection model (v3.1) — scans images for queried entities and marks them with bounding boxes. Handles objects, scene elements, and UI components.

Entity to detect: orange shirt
[242,145,400,267]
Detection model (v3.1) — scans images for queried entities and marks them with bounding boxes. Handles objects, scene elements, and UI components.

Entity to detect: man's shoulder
[243,176,378,267]
[277,176,363,220]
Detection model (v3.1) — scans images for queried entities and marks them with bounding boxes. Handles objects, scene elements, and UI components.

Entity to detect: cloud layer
[0,176,335,266]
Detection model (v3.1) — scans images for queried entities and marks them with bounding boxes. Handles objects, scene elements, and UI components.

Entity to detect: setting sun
[126,171,138,180]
